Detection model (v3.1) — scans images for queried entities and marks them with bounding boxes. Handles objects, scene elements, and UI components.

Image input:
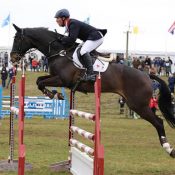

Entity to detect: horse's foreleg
[36,75,52,85]
[41,88,64,100]
[136,106,175,158]
[37,75,64,99]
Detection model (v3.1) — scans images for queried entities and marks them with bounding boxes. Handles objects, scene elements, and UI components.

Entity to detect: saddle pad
[73,56,109,72]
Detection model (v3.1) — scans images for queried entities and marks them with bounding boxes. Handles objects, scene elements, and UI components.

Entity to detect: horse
[10,24,175,158]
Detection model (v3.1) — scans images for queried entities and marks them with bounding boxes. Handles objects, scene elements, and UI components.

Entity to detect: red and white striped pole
[94,75,104,175]
[18,61,26,175]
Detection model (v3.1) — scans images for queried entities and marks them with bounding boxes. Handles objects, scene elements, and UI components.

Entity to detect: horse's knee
[36,77,41,85]
[38,82,45,90]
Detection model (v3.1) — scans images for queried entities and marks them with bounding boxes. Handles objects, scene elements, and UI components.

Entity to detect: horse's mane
[24,27,78,51]
[24,27,63,39]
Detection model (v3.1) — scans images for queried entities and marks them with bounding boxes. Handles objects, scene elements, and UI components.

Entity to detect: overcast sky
[0,0,175,53]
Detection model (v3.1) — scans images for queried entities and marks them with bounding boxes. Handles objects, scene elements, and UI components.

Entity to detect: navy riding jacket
[61,19,107,46]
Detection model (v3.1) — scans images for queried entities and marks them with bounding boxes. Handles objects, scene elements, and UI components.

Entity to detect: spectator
[32,58,38,72]
[168,74,175,95]
[43,57,48,72]
[23,58,28,71]
[132,57,141,69]
[118,96,125,114]
[4,52,8,67]
[165,59,172,77]
[150,68,160,95]
[152,80,160,95]
[1,65,8,88]
[20,58,28,71]
[158,58,165,76]
[28,55,33,71]
[6,67,15,89]
[36,60,40,72]
[144,56,152,68]
[40,56,45,71]
[149,95,158,115]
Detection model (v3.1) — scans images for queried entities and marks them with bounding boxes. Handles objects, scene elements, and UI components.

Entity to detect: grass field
[1,71,175,175]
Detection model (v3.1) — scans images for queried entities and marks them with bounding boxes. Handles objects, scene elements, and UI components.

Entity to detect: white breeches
[73,38,104,59]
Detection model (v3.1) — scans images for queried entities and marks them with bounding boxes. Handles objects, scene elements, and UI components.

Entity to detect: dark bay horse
[10,24,175,158]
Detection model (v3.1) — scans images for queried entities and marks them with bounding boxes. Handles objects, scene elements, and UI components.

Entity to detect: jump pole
[0,76,20,172]
[0,62,32,173]
[9,74,26,175]
[18,74,25,175]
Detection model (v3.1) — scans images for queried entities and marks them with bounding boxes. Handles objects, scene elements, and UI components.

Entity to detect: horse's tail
[149,74,175,128]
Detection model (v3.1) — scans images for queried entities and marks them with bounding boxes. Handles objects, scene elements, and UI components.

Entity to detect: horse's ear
[13,24,22,33]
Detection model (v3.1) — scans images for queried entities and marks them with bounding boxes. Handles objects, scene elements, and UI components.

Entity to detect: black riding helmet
[54,9,70,18]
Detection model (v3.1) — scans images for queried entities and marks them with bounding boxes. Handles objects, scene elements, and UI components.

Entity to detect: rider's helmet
[54,9,70,18]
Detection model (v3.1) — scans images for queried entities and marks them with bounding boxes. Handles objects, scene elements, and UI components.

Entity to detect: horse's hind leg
[136,106,175,158]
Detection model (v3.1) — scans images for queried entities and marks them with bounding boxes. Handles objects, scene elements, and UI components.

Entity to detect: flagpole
[125,22,131,60]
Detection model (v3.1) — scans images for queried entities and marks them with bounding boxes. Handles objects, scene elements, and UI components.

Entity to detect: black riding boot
[81,53,96,81]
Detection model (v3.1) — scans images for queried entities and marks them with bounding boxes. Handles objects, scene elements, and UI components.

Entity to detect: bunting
[1,14,10,28]
[168,21,175,35]
[133,26,139,34]
[84,16,90,24]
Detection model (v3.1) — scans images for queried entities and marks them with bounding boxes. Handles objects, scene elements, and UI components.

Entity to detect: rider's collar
[64,18,70,33]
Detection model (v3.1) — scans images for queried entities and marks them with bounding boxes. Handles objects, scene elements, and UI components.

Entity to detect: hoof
[43,89,54,99]
[51,90,64,100]
[57,93,64,100]
[47,93,54,99]
[170,149,175,158]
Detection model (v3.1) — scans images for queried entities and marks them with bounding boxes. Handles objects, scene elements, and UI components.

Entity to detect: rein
[47,42,82,68]
[47,39,85,91]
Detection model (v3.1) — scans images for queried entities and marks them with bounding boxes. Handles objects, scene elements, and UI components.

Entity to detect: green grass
[1,71,175,175]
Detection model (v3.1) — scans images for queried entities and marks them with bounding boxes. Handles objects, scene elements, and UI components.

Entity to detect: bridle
[11,28,79,67]
[11,29,25,58]
[11,29,37,62]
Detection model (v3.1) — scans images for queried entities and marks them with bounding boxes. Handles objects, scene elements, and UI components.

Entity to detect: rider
[54,9,107,81]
